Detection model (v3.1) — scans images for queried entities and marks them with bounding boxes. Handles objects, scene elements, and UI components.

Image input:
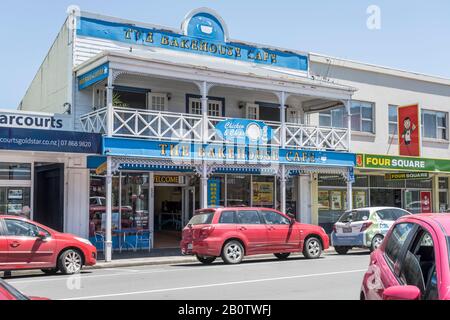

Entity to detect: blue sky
[1,0,449,109]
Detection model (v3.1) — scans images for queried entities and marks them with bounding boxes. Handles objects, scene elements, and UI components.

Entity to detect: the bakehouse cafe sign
[77,11,309,71]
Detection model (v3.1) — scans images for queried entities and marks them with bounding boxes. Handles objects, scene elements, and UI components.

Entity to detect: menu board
[253,182,274,206]
[318,191,330,210]
[330,191,342,210]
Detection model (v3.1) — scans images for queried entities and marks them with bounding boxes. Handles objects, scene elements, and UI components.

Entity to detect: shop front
[0,110,102,235]
[317,153,450,233]
[88,136,356,253]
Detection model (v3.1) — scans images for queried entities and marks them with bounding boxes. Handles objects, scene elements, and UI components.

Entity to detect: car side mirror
[36,231,48,240]
[382,286,421,300]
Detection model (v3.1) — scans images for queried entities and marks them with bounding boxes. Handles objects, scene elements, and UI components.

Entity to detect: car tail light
[199,226,215,239]
[360,222,373,232]
[332,224,337,233]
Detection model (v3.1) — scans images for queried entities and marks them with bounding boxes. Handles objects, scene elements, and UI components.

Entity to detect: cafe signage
[215,119,273,145]
[154,175,185,185]
[103,137,356,168]
[356,154,450,173]
[385,172,430,181]
[78,63,109,90]
[77,10,309,72]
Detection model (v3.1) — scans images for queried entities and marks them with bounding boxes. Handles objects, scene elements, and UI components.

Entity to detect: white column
[280,165,287,214]
[106,71,114,137]
[200,81,209,144]
[298,174,312,224]
[104,156,113,262]
[279,92,287,148]
[345,99,352,151]
[200,163,209,209]
[149,172,155,249]
[346,169,354,211]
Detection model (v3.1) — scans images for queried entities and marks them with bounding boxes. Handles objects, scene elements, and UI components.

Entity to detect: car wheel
[334,246,350,255]
[41,268,59,275]
[196,255,217,265]
[370,235,384,252]
[221,240,244,264]
[303,237,323,259]
[58,249,83,275]
[274,253,291,260]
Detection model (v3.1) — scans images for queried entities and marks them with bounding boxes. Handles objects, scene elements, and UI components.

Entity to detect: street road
[5,251,370,300]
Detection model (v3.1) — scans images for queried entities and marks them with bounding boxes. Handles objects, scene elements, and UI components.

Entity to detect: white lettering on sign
[392,159,426,169]
[0,111,71,131]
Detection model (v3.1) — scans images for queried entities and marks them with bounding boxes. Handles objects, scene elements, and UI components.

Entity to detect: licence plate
[343,228,353,233]
[188,243,193,250]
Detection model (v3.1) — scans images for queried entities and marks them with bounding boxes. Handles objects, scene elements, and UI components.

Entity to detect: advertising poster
[398,104,420,157]
[8,189,23,200]
[420,191,432,214]
[208,179,221,207]
[318,191,330,210]
[101,212,120,231]
[253,182,274,206]
[354,191,366,209]
[330,191,342,210]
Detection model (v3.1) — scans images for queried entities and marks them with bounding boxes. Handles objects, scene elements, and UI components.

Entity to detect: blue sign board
[0,127,102,154]
[78,63,109,90]
[102,137,356,168]
[208,179,221,207]
[215,119,273,145]
[77,11,309,72]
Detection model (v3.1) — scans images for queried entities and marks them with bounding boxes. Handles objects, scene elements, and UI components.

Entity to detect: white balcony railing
[80,106,349,151]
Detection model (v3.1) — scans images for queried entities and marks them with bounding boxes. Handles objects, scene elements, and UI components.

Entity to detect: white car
[331,207,412,254]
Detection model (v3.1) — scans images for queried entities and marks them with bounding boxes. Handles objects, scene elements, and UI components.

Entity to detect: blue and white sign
[78,63,109,90]
[102,137,356,168]
[0,127,102,154]
[77,10,309,72]
[215,119,273,145]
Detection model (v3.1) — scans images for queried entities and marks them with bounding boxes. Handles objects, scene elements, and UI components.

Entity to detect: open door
[34,163,64,232]
[182,187,196,228]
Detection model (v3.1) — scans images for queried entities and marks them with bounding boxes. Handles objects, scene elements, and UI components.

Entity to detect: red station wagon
[0,216,97,275]
[181,208,330,264]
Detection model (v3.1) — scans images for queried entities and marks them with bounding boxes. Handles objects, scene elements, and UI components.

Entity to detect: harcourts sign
[0,110,72,131]
[77,9,309,72]
[356,154,450,173]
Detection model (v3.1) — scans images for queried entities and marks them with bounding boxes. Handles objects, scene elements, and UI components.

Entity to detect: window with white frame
[246,103,259,120]
[351,101,374,133]
[188,97,223,117]
[319,107,346,128]
[389,105,398,135]
[148,93,168,111]
[421,110,448,140]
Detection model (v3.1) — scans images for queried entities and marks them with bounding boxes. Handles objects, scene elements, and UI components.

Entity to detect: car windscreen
[339,210,370,223]
[0,280,29,301]
[188,213,215,225]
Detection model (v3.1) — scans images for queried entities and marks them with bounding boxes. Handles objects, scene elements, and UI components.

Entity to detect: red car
[0,278,48,300]
[181,208,329,264]
[361,214,450,300]
[0,215,97,275]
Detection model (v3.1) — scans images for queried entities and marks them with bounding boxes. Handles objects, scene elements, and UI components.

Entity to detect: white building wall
[65,157,89,238]
[310,60,450,159]
[19,19,74,114]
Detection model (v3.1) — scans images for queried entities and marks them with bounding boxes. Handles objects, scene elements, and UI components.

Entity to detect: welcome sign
[77,10,309,72]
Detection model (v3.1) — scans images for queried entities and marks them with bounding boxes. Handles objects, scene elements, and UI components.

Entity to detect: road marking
[7,254,369,285]
[63,269,367,300]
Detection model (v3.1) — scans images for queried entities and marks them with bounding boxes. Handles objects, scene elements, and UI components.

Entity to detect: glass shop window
[0,163,31,181]
[227,175,251,207]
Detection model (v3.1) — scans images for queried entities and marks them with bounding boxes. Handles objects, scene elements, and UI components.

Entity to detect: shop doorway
[153,186,182,248]
[33,163,64,232]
